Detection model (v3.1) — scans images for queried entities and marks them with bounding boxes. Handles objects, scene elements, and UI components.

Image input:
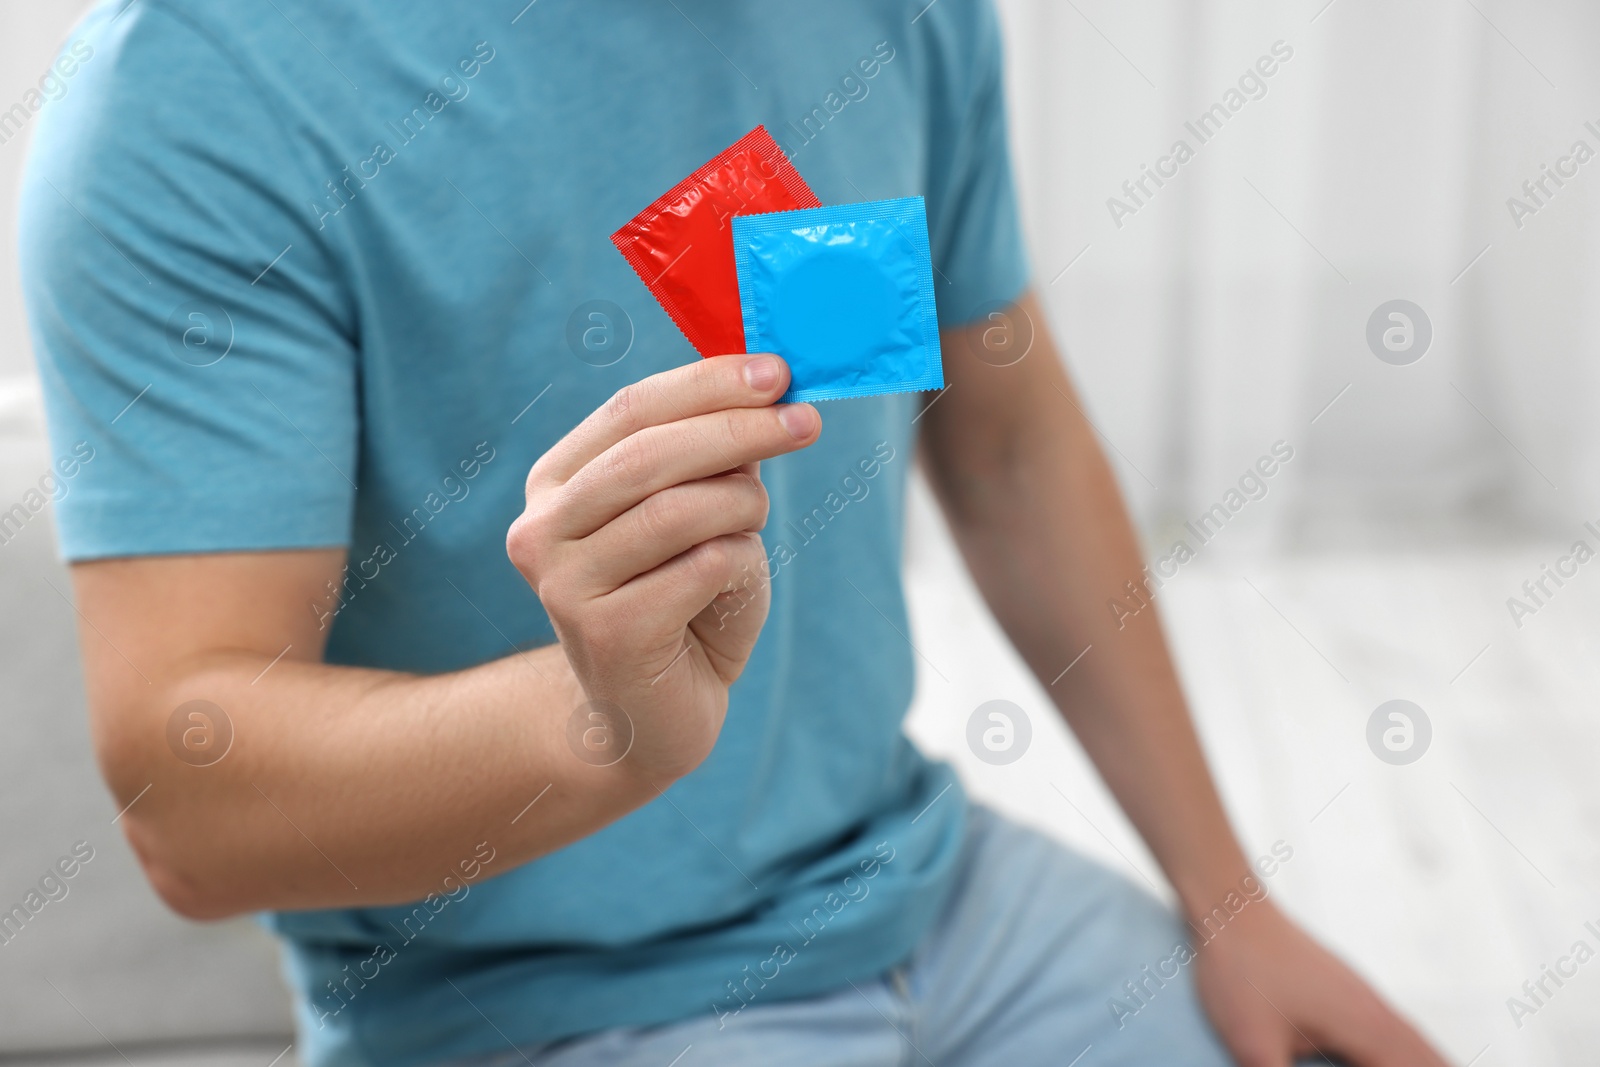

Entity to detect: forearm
[925,304,1251,919]
[106,644,654,918]
[65,543,658,921]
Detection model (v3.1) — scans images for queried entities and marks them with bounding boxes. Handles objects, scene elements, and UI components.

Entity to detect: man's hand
[508,352,819,782]
[922,292,1449,1064]
[1195,901,1450,1067]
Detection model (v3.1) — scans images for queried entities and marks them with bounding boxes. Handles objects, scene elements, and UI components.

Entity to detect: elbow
[122,813,246,921]
[94,704,251,921]
[145,863,237,922]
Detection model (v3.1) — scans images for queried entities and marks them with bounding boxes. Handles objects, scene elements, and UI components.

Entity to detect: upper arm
[915,0,1046,483]
[923,290,1085,480]
[921,0,1030,330]
[19,10,367,801]
[20,6,366,779]
[20,6,359,564]
[70,549,346,799]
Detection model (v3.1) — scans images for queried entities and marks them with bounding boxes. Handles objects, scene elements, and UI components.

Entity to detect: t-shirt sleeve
[19,3,359,562]
[924,0,1032,329]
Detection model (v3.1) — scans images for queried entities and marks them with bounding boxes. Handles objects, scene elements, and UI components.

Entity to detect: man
[21,1,1449,1065]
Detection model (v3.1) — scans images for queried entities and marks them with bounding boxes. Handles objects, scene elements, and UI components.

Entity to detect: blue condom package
[732,196,943,403]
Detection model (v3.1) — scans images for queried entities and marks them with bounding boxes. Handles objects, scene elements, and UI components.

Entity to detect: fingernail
[778,404,816,439]
[744,355,780,391]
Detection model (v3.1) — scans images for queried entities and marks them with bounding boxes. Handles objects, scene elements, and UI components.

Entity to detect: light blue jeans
[451,805,1254,1066]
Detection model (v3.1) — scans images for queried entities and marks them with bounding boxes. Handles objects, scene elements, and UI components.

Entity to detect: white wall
[996,0,1600,549]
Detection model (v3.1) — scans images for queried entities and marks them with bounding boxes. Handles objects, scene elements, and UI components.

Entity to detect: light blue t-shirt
[20,2,1029,1063]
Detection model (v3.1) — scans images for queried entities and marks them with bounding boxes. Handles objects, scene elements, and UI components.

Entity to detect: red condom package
[612,127,821,359]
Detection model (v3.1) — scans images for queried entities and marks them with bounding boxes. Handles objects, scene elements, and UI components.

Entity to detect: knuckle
[512,491,563,542]
[751,476,771,516]
[688,537,732,584]
[718,408,761,452]
[634,490,687,543]
[505,516,529,560]
[731,531,767,570]
[735,478,769,528]
[535,571,571,611]
[603,383,641,432]
[512,516,585,606]
[716,531,758,571]
[722,537,769,596]
[505,514,544,570]
[709,351,748,393]
[598,437,656,492]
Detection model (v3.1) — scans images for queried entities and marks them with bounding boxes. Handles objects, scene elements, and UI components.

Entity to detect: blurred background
[3,1,1597,1064]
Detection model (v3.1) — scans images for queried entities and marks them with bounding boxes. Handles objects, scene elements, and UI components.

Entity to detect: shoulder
[20,1,321,252]
[904,0,1005,69]
[19,1,355,381]
[24,2,301,186]
[859,0,1006,116]
[46,0,290,99]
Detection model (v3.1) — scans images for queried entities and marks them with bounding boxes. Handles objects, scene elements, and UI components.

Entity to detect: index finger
[533,353,791,486]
